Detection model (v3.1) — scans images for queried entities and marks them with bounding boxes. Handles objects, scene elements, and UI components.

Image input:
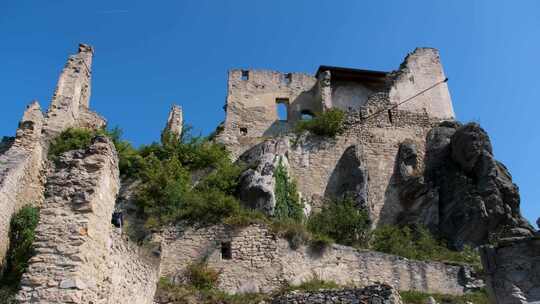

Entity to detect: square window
[241,70,249,81]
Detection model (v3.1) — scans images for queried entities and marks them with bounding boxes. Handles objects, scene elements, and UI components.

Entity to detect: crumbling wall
[43,43,105,140]
[17,137,158,304]
[217,69,318,158]
[156,224,478,296]
[481,236,540,304]
[161,104,183,142]
[271,284,402,304]
[389,48,454,120]
[0,101,45,269]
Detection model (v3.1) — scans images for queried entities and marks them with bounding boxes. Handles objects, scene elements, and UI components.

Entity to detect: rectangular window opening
[239,127,248,136]
[282,73,292,85]
[388,109,393,124]
[221,242,232,260]
[276,98,289,121]
[241,70,249,81]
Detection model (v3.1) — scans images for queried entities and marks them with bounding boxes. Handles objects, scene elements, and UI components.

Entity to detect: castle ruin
[0,44,537,304]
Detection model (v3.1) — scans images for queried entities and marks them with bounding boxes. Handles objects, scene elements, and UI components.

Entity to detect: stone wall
[0,101,45,269]
[389,48,454,120]
[155,224,478,296]
[43,43,105,140]
[481,235,540,304]
[271,284,402,304]
[17,137,159,304]
[217,69,318,158]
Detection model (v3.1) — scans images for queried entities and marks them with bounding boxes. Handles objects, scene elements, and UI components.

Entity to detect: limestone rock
[238,138,289,215]
[481,235,540,304]
[399,122,534,248]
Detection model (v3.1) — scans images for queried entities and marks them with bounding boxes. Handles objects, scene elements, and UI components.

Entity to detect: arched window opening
[300,110,315,121]
[276,98,289,121]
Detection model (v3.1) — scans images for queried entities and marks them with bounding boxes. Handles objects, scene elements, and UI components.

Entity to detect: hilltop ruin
[0,44,537,304]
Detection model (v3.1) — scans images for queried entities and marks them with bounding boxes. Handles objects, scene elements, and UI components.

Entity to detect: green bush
[223,209,269,228]
[371,225,481,267]
[186,262,220,290]
[270,219,310,250]
[307,198,370,247]
[295,109,345,137]
[0,206,40,300]
[273,159,304,222]
[400,289,489,304]
[48,128,94,161]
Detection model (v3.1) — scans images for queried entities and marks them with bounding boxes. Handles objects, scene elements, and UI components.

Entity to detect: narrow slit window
[241,70,249,81]
[388,109,393,124]
[276,98,289,121]
[221,242,232,260]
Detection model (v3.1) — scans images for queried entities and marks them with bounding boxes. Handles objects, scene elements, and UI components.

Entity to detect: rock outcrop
[398,122,534,248]
[238,138,290,215]
[271,284,402,304]
[481,235,540,304]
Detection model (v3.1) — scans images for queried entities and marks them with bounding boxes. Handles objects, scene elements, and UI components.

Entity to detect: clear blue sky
[1,0,538,226]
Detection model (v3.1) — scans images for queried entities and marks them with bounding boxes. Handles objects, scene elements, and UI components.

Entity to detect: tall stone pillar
[161,104,183,142]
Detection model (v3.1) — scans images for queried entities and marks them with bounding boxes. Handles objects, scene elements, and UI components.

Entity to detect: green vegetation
[295,108,345,137]
[273,159,304,222]
[134,130,244,229]
[400,289,489,304]
[48,127,95,161]
[186,262,220,290]
[157,275,267,304]
[307,197,370,247]
[371,225,481,267]
[0,206,40,303]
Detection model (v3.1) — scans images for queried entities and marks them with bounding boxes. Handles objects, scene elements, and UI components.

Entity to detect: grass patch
[157,277,267,304]
[400,289,489,304]
[295,108,345,137]
[0,206,40,302]
[371,225,481,268]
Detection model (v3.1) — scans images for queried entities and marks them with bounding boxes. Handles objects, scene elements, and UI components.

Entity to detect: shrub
[271,219,310,250]
[273,159,304,223]
[295,108,345,137]
[223,209,269,228]
[186,262,220,290]
[102,127,145,177]
[371,225,481,267]
[307,198,370,247]
[308,234,334,253]
[0,206,40,300]
[48,128,94,161]
[400,289,489,304]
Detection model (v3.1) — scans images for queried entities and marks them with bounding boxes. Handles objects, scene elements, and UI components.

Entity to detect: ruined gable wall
[156,224,475,296]
[217,69,318,158]
[331,80,377,111]
[17,137,158,304]
[0,101,45,269]
[389,48,454,120]
[43,44,105,140]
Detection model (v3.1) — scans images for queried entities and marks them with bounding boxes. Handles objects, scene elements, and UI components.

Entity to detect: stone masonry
[271,284,403,304]
[161,104,183,142]
[43,43,105,141]
[0,101,45,270]
[155,224,481,296]
[17,137,159,304]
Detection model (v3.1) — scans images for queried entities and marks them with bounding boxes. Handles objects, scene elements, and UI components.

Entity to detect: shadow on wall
[323,145,368,208]
[379,151,405,227]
